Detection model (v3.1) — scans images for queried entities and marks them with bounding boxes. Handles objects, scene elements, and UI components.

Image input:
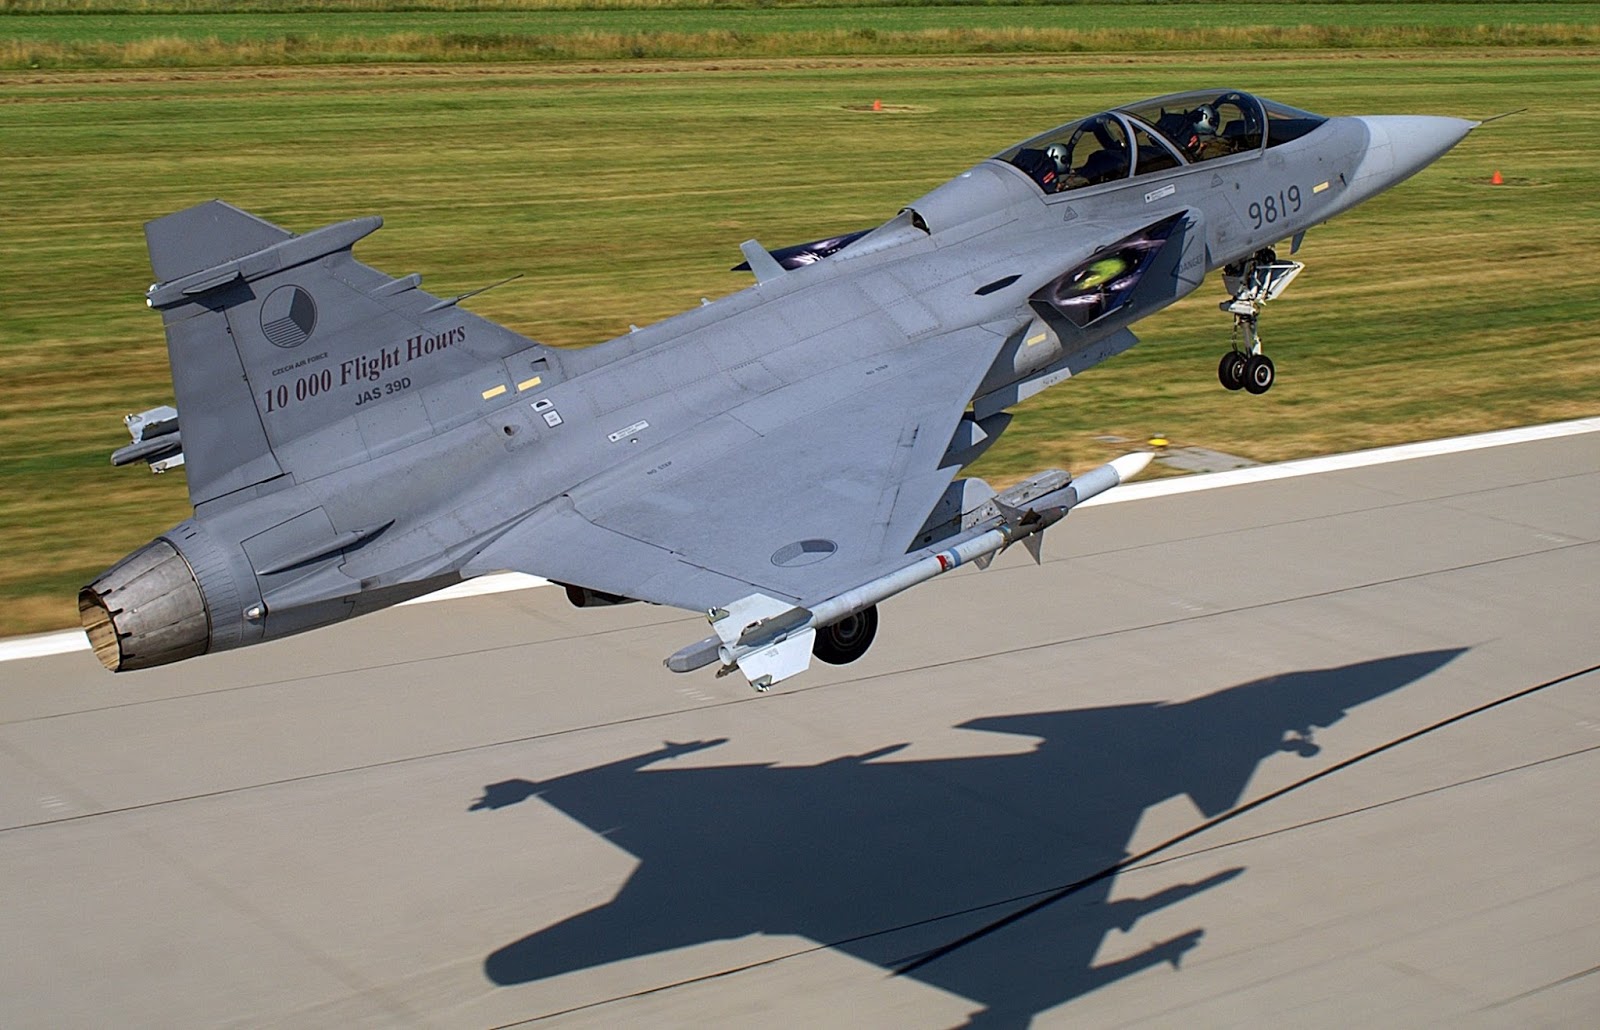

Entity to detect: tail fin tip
[144,200,291,283]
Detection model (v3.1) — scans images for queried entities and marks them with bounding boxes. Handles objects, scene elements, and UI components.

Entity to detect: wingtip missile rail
[110,405,184,472]
[666,452,1154,689]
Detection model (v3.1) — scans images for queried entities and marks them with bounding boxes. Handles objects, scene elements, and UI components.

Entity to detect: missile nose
[1353,115,1476,186]
[1109,450,1154,483]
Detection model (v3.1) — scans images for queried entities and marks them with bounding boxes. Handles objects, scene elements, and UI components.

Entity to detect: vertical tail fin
[143,200,550,507]
[145,202,291,506]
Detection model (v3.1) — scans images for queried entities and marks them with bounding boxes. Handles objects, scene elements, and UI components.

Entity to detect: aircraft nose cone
[1354,115,1477,185]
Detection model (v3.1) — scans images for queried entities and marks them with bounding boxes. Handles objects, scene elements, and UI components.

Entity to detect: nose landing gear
[1217,247,1303,395]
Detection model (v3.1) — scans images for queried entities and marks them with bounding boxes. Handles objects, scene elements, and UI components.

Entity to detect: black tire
[1244,353,1275,395]
[812,605,879,665]
[1218,352,1247,391]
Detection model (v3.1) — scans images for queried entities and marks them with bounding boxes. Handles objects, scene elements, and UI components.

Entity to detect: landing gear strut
[1217,247,1303,395]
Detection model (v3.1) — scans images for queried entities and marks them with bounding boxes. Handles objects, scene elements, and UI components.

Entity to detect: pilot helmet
[1044,143,1070,171]
[1192,103,1219,137]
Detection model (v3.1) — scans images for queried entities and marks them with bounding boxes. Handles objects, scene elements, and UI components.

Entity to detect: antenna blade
[423,273,523,313]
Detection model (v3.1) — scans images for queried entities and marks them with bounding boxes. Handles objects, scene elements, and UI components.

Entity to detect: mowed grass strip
[1,51,1596,635]
[9,1,1600,33]
[5,3,1600,67]
[8,0,1590,10]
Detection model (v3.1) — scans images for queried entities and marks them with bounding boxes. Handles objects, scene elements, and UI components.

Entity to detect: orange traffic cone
[872,99,882,112]
[1491,169,1504,185]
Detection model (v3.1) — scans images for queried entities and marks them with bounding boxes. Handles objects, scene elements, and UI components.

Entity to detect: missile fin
[712,592,802,647]
[732,629,816,691]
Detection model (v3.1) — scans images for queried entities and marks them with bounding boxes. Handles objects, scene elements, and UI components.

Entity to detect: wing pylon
[678,452,1153,690]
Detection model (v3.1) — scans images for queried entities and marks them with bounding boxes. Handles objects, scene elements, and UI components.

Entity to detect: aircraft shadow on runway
[475,649,1463,1026]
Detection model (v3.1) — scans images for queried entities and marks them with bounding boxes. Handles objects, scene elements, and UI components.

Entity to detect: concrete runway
[2,430,1597,1028]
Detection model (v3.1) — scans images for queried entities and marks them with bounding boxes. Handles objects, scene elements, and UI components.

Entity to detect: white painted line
[3,572,551,664]
[1078,415,1600,508]
[4,416,1596,665]
[396,571,549,605]
[1,630,93,662]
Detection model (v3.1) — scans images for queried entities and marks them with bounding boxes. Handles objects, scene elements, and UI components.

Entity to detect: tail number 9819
[1248,185,1302,229]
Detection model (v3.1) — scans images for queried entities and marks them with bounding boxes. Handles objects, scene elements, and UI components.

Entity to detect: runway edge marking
[1079,415,1600,508]
[7,416,1597,665]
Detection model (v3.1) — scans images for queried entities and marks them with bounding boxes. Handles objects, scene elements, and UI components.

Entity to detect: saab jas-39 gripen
[81,90,1474,689]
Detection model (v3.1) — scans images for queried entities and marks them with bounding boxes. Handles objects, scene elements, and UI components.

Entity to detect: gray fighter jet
[81,90,1474,688]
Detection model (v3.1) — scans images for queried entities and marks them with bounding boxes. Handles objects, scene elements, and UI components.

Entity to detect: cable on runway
[4,539,1594,836]
[1481,962,1600,1010]
[893,659,1600,975]
[885,537,1598,691]
[487,661,1600,1024]
[1136,740,1600,871]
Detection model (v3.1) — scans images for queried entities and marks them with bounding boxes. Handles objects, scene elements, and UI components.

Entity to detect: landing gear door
[1140,206,1208,308]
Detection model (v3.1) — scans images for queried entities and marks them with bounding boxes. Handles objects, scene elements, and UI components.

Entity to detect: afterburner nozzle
[80,538,211,671]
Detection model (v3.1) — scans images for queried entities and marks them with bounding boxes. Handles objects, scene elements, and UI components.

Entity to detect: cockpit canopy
[997,90,1327,195]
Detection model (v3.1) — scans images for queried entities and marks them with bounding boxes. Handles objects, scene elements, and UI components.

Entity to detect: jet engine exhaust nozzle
[79,538,211,672]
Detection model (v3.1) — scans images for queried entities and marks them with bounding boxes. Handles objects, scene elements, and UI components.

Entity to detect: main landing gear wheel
[812,605,878,665]
[1244,353,1275,394]
[1218,352,1248,391]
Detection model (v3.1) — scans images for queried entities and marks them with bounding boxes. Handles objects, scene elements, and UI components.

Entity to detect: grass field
[4,3,1600,66]
[1,17,1598,636]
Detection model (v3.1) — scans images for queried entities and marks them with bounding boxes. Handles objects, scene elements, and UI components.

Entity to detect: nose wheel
[1217,247,1301,395]
[1218,350,1274,394]
[1218,351,1246,390]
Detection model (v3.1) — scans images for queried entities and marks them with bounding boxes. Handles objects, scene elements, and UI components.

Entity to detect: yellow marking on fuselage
[1026,333,1048,346]
[516,376,543,392]
[1313,180,1330,194]
[482,385,507,400]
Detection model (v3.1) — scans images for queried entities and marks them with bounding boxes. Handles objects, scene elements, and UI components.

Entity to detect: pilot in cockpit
[1009,113,1130,192]
[1178,103,1232,161]
[1045,143,1086,191]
